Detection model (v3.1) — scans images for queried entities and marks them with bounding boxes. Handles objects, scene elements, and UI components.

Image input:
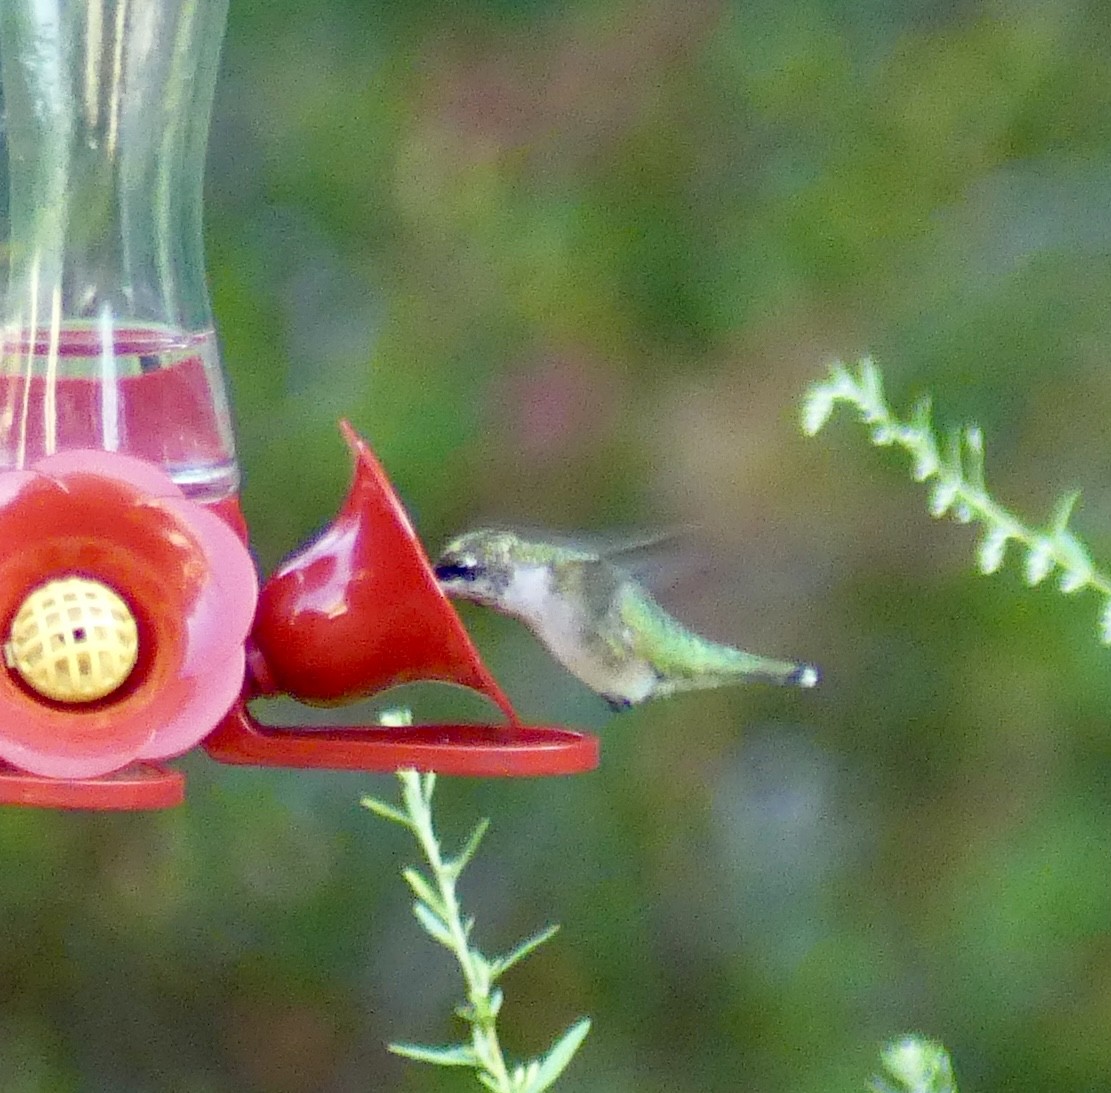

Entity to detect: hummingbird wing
[595,526,706,589]
[508,525,700,586]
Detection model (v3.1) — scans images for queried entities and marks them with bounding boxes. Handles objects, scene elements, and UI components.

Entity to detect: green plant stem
[802,358,1111,641]
[398,770,514,1090]
[363,752,590,1093]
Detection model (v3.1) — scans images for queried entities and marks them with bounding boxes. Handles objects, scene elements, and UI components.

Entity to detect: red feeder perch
[0,0,598,809]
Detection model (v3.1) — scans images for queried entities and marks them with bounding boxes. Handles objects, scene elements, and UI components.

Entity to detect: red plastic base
[204,704,600,777]
[0,760,185,809]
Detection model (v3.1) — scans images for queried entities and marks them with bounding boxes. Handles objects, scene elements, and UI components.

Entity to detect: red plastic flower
[0,450,257,778]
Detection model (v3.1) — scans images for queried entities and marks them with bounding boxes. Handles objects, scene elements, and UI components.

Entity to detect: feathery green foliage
[803,358,1111,643]
[362,760,590,1092]
[870,1036,958,1093]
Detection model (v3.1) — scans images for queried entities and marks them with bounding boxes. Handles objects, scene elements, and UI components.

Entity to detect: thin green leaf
[944,427,962,478]
[360,796,412,828]
[520,1060,542,1091]
[403,868,445,916]
[859,357,884,416]
[962,424,985,490]
[491,924,561,980]
[389,1042,479,1067]
[412,901,454,948]
[478,1072,503,1092]
[447,818,490,877]
[910,438,940,482]
[800,386,836,436]
[530,1018,592,1093]
[1060,567,1089,594]
[902,399,940,480]
[828,365,857,401]
[977,527,1009,576]
[1050,490,1081,532]
[420,771,436,802]
[1025,540,1054,586]
[1053,526,1093,576]
[471,955,492,996]
[928,478,959,518]
[397,771,423,818]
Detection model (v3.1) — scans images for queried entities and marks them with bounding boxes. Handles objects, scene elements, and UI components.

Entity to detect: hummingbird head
[433,529,529,608]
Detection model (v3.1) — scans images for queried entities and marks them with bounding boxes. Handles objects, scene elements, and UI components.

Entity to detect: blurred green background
[7,0,1111,1089]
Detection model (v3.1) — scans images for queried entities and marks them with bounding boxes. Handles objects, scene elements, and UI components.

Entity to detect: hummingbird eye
[435,558,482,583]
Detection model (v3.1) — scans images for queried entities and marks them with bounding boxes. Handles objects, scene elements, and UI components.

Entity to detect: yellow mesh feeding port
[4,576,139,703]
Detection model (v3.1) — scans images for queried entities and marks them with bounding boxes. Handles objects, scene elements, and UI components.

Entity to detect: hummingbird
[433,529,820,711]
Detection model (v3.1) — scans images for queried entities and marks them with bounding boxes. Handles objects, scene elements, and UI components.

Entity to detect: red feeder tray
[0,761,184,810]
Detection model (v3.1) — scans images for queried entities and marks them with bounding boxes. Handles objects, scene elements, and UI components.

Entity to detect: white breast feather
[502,566,655,703]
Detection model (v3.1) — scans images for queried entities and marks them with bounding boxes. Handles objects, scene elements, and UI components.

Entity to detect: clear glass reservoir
[0,0,237,500]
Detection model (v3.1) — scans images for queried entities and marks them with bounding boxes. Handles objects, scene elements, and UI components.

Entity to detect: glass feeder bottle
[0,0,237,500]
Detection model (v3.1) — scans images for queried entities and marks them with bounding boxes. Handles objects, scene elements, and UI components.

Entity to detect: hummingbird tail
[787,663,821,689]
[742,657,821,689]
[653,652,821,699]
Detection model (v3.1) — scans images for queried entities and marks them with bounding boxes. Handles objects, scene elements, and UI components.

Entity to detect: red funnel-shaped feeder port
[248,423,517,715]
[205,423,599,777]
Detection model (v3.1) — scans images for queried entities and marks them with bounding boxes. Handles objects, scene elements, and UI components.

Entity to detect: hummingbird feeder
[0,0,599,809]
